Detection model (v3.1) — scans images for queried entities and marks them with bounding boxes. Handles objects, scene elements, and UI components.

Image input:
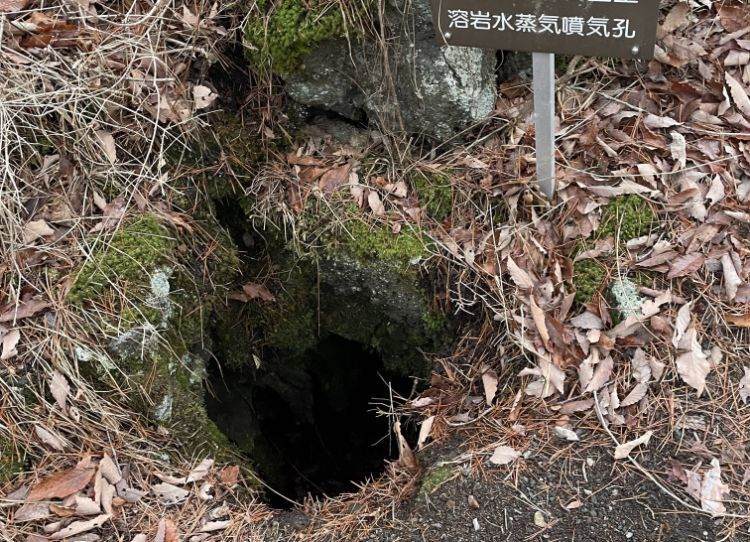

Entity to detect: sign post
[430,0,660,199]
[532,52,555,199]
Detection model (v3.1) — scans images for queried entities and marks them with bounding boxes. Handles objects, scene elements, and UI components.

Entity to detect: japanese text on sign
[446,12,636,39]
[429,0,661,59]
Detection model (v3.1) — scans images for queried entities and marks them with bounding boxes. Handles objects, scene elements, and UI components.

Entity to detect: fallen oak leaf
[27,466,96,501]
[22,219,54,243]
[726,72,750,118]
[701,459,730,516]
[151,483,189,506]
[0,0,29,12]
[186,458,214,483]
[614,430,653,460]
[94,130,116,165]
[1,328,20,360]
[0,298,50,323]
[242,283,275,302]
[489,445,521,466]
[13,501,51,522]
[48,514,110,540]
[667,253,704,279]
[506,256,534,289]
[481,366,498,405]
[49,370,70,412]
[34,425,66,452]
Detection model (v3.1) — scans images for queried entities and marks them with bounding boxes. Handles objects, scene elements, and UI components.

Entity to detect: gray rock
[282,0,499,140]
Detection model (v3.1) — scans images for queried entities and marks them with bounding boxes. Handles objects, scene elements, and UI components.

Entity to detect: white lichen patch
[182,353,206,385]
[75,345,117,373]
[610,277,644,318]
[154,394,173,422]
[146,266,174,325]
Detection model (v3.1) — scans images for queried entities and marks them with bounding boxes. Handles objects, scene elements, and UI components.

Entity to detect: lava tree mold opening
[205,216,447,506]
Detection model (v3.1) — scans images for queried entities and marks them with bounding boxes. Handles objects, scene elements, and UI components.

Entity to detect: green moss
[419,465,454,495]
[597,195,655,242]
[572,259,608,304]
[244,0,346,75]
[68,215,174,304]
[410,170,453,222]
[0,438,25,484]
[337,220,427,269]
[571,196,655,304]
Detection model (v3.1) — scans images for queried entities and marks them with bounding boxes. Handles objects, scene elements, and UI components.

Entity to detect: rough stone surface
[284,0,498,140]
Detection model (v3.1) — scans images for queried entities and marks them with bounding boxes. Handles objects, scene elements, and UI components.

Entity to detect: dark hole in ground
[205,333,417,508]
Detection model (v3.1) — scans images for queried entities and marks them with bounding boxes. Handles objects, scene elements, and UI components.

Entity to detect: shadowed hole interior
[205,334,416,508]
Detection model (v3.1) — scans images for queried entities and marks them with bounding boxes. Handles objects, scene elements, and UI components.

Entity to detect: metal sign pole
[532,52,555,199]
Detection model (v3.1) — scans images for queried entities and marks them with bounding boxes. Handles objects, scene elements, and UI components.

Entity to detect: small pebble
[472,518,480,531]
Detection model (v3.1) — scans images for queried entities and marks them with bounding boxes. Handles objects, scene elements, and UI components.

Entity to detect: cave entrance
[205,333,416,508]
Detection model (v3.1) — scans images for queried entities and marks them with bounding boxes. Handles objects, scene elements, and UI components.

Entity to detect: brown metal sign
[429,0,660,60]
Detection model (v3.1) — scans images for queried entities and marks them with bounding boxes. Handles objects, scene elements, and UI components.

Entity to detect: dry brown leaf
[0,298,50,323]
[48,514,110,540]
[98,454,121,485]
[529,297,550,347]
[614,431,653,460]
[241,283,275,302]
[0,0,29,13]
[13,501,51,522]
[620,383,649,408]
[489,445,520,466]
[1,328,20,360]
[657,2,690,38]
[393,421,419,474]
[584,356,614,393]
[151,483,189,506]
[49,370,70,412]
[186,458,214,483]
[644,114,681,129]
[701,459,729,516]
[726,72,750,118]
[676,329,711,396]
[727,313,750,327]
[481,367,498,405]
[22,219,55,243]
[667,253,704,279]
[367,191,385,216]
[506,256,534,289]
[35,425,65,452]
[27,466,96,501]
[721,254,742,301]
[153,518,179,542]
[95,130,116,164]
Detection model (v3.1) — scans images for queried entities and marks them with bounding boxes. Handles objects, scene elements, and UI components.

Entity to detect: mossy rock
[68,215,175,308]
[244,0,347,76]
[68,209,243,459]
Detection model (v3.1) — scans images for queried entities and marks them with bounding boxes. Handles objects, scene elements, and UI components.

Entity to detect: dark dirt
[365,445,722,542]
[274,438,731,541]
